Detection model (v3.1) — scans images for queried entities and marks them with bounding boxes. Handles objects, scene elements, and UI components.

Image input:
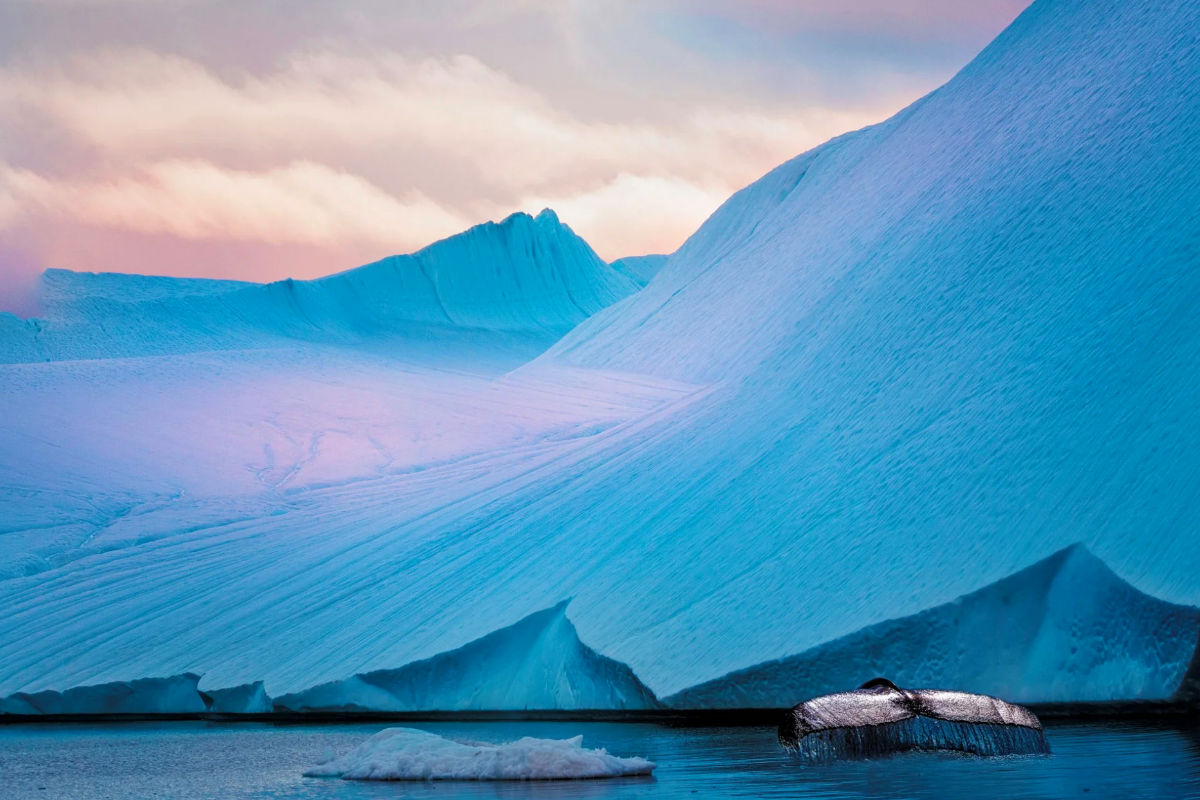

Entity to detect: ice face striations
[1,0,1199,711]
[668,546,1200,708]
[0,209,637,363]
[274,602,660,712]
[516,0,1200,693]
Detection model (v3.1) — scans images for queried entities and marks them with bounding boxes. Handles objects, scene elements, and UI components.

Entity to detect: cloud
[0,48,885,196]
[0,46,898,267]
[521,174,732,259]
[1,160,469,250]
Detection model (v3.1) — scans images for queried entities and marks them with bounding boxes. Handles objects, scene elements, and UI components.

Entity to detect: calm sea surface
[1,719,1197,800]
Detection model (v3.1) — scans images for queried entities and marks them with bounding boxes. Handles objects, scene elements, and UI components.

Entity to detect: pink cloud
[0,46,907,308]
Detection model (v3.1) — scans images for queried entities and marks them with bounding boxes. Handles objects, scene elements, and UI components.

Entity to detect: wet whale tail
[778,678,1050,760]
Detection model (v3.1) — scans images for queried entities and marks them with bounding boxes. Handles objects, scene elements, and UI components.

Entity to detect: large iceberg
[304,727,655,781]
[2,0,1199,710]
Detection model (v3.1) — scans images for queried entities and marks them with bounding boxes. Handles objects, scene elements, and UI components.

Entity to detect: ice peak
[486,208,566,237]
[273,601,660,711]
[3,204,639,362]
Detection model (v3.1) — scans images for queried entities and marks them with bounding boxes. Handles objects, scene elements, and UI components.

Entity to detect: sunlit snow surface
[3,0,1200,710]
[304,727,655,781]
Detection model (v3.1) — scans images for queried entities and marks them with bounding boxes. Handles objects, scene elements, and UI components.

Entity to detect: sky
[0,0,1029,314]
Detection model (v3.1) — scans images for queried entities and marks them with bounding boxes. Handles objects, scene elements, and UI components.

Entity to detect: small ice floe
[304,727,656,781]
[778,678,1050,761]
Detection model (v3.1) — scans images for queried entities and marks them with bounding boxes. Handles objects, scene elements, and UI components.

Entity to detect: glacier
[2,0,1200,713]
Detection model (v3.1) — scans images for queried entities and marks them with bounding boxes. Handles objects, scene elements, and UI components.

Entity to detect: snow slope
[275,602,660,711]
[509,0,1200,690]
[668,546,1200,707]
[1,209,637,363]
[1,0,1198,709]
[0,347,697,582]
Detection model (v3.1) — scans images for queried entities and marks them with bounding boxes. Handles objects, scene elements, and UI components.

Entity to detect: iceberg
[304,727,655,781]
[668,546,1200,707]
[2,209,637,364]
[2,0,1199,709]
[276,601,660,712]
[0,674,205,715]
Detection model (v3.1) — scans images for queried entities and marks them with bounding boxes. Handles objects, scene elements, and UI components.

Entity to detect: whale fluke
[778,678,1050,760]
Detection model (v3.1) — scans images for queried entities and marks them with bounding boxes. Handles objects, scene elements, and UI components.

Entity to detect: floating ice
[303,727,655,781]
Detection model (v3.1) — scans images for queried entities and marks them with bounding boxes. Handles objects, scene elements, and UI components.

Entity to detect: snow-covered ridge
[0,209,638,363]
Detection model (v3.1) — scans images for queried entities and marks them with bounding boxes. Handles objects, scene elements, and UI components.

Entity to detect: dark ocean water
[1,719,1197,799]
